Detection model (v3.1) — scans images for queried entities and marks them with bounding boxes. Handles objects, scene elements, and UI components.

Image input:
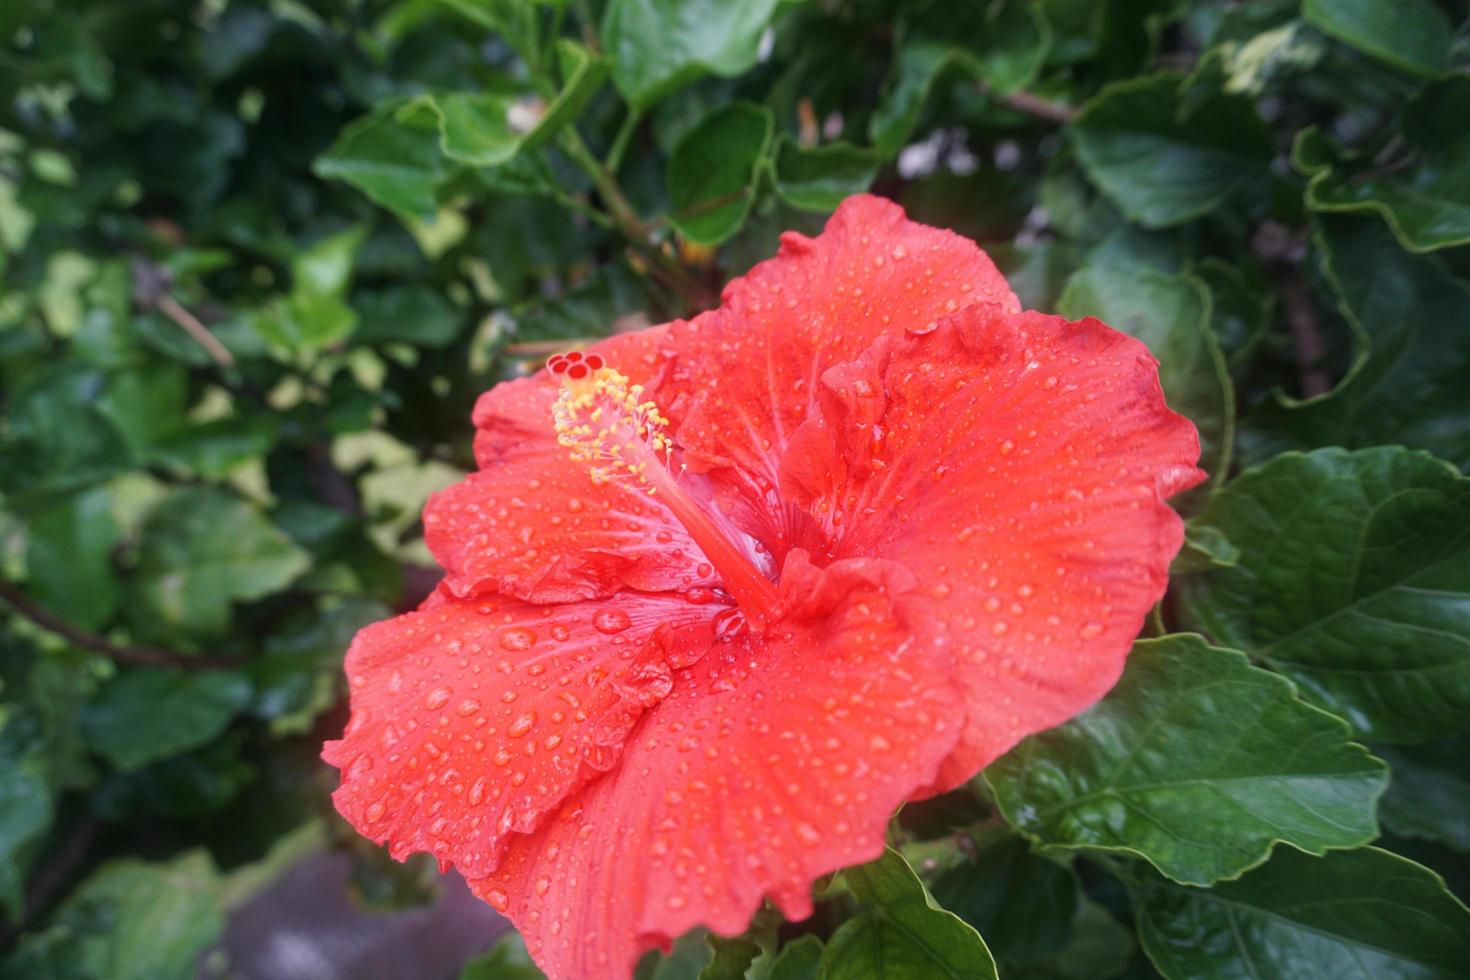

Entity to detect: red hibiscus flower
[322,195,1203,978]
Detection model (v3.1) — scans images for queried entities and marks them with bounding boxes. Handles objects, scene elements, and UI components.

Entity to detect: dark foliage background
[2,0,1469,977]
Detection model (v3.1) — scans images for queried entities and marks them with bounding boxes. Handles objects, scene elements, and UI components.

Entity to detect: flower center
[548,352,781,628]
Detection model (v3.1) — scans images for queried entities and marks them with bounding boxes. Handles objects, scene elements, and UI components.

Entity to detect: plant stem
[0,578,241,671]
[557,128,714,308]
[605,106,643,174]
[978,82,1079,124]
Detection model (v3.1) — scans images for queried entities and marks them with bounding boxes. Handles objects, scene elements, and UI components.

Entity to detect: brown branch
[0,818,99,951]
[156,293,236,368]
[0,579,240,671]
[1253,221,1331,398]
[979,83,1079,124]
[1275,268,1331,397]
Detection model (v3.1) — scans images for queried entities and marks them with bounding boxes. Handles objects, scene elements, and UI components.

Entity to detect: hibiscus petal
[467,552,964,980]
[780,304,1204,791]
[668,194,1019,503]
[322,591,721,877]
[424,465,719,603]
[431,327,718,602]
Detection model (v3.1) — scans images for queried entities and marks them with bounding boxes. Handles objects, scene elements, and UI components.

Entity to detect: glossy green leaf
[1244,217,1470,469]
[667,102,773,245]
[929,837,1077,967]
[133,488,310,637]
[276,226,366,353]
[1376,733,1470,853]
[1127,847,1470,980]
[154,415,280,479]
[460,931,546,979]
[432,92,525,168]
[81,668,251,771]
[1302,0,1450,78]
[0,763,49,920]
[1069,73,1272,227]
[1057,235,1233,487]
[988,635,1387,886]
[765,936,822,980]
[314,103,452,220]
[869,3,1051,154]
[1298,80,1470,253]
[24,485,119,630]
[95,363,190,463]
[1196,257,1271,369]
[353,284,462,347]
[773,140,880,213]
[821,847,998,980]
[1171,521,1240,575]
[700,934,759,980]
[601,0,781,109]
[1176,447,1470,743]
[1,850,225,980]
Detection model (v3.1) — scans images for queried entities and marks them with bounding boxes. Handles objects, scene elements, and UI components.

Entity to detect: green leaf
[154,415,280,479]
[929,837,1077,967]
[1195,257,1271,369]
[1127,847,1470,980]
[869,3,1052,155]
[1376,733,1470,853]
[1056,235,1233,489]
[353,284,462,347]
[772,140,880,212]
[1244,216,1470,469]
[0,763,50,920]
[764,936,822,980]
[987,635,1388,886]
[133,488,310,638]
[1177,447,1470,743]
[431,92,535,168]
[601,0,782,109]
[1302,0,1450,79]
[269,225,367,353]
[93,734,254,820]
[2,850,225,980]
[24,485,120,630]
[460,931,546,979]
[95,363,189,463]
[701,934,759,980]
[1069,73,1272,228]
[80,668,251,771]
[821,847,998,979]
[314,102,453,220]
[667,102,774,245]
[1170,521,1240,575]
[1298,80,1470,253]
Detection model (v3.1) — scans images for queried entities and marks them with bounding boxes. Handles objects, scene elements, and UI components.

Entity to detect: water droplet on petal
[424,687,451,711]
[507,713,537,738]
[593,609,631,634]
[500,628,536,652]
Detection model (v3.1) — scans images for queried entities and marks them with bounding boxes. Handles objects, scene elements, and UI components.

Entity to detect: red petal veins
[667,194,1018,505]
[322,592,722,878]
[424,463,719,603]
[781,304,1203,789]
[467,551,963,980]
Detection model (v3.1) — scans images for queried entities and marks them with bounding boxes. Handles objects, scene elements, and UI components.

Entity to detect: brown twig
[0,579,240,671]
[1275,269,1331,397]
[156,294,236,368]
[979,83,1079,124]
[1253,221,1331,398]
[0,818,100,951]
